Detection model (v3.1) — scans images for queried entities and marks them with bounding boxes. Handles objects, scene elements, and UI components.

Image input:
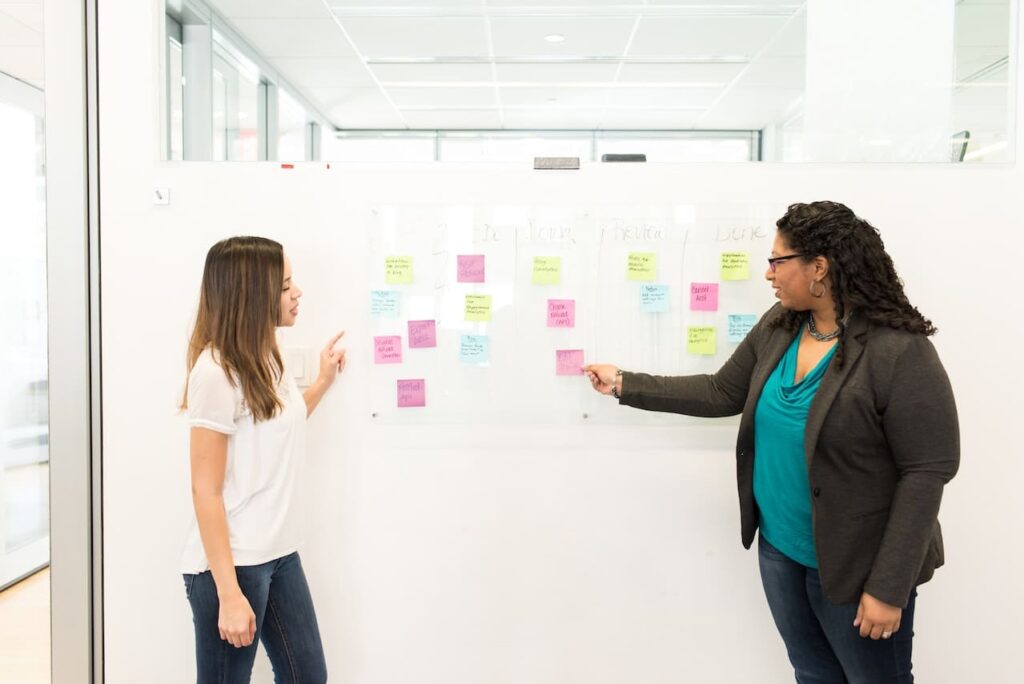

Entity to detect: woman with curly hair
[585,201,958,683]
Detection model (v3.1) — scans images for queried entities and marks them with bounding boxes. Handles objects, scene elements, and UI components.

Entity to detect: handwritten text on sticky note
[459,335,490,363]
[385,256,413,284]
[465,294,493,322]
[397,379,425,408]
[547,299,576,328]
[687,327,717,355]
[640,284,669,313]
[555,349,585,376]
[457,254,485,283]
[627,252,657,281]
[532,256,561,285]
[407,320,437,348]
[721,252,750,281]
[728,314,757,343]
[690,283,719,311]
[370,290,400,317]
[373,336,402,364]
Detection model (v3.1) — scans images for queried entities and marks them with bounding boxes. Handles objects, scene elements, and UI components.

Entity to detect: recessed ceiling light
[545,34,565,43]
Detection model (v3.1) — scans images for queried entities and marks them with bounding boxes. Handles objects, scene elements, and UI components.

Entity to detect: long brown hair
[181,236,285,421]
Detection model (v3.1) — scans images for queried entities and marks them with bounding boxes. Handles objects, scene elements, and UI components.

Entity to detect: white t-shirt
[180,349,307,574]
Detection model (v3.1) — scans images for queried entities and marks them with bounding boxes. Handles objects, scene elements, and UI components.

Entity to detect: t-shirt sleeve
[187,356,239,435]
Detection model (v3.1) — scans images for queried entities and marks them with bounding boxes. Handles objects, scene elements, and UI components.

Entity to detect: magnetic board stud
[582,413,589,419]
[371,412,378,418]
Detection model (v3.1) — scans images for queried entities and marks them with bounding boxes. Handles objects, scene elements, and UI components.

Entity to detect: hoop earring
[809,280,826,298]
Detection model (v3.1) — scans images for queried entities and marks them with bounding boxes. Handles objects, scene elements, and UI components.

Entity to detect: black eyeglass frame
[767,253,807,272]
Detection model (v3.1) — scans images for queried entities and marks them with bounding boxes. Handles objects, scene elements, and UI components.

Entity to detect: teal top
[753,327,837,568]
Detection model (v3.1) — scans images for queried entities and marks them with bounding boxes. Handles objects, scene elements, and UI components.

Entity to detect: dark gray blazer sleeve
[863,336,960,607]
[617,308,771,417]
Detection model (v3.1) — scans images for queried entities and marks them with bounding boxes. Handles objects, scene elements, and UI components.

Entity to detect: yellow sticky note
[385,256,413,284]
[721,252,750,281]
[465,294,493,322]
[627,252,657,281]
[532,256,561,285]
[687,326,717,355]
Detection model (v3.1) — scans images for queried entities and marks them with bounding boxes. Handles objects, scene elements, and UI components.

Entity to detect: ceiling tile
[606,86,721,108]
[402,110,503,130]
[370,62,493,82]
[389,86,497,108]
[227,18,359,58]
[0,3,42,32]
[501,109,604,129]
[326,87,404,128]
[495,63,618,83]
[490,16,635,57]
[0,11,39,45]
[207,0,330,19]
[597,110,704,130]
[500,86,611,108]
[617,62,745,84]
[733,57,804,89]
[629,16,789,58]
[339,17,489,58]
[269,57,378,88]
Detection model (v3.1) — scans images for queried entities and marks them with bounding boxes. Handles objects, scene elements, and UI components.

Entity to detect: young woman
[180,236,345,683]
[585,202,959,683]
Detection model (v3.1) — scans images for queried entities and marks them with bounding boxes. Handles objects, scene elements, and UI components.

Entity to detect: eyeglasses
[767,254,806,273]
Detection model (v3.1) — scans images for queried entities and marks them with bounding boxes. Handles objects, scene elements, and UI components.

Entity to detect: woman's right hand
[583,364,620,396]
[218,591,257,648]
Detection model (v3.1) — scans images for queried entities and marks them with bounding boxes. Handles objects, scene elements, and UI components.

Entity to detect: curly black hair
[770,201,936,367]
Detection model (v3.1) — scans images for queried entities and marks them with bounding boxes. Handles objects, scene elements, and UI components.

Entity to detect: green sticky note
[721,252,750,281]
[627,252,657,281]
[532,256,561,285]
[465,294,493,322]
[385,256,413,284]
[687,326,717,355]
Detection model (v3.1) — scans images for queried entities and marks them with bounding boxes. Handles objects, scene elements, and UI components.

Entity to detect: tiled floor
[0,568,50,684]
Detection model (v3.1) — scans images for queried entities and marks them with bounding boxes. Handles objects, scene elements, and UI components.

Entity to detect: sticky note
[640,284,669,313]
[728,314,757,343]
[373,336,402,364]
[397,379,425,408]
[547,299,576,328]
[687,327,717,355]
[555,349,585,376]
[690,283,719,311]
[627,252,657,281]
[532,256,561,285]
[370,290,400,317]
[465,294,493,322]
[457,254,485,283]
[721,252,750,280]
[385,256,413,284]
[408,320,437,348]
[459,335,490,363]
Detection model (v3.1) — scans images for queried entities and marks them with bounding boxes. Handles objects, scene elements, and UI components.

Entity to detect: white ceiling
[0,0,1012,132]
[203,0,1012,133]
[0,0,43,90]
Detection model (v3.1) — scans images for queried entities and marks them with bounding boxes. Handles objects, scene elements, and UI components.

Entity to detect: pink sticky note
[547,299,576,328]
[556,349,585,376]
[397,379,426,408]
[457,254,485,283]
[373,336,402,364]
[690,283,719,311]
[408,320,437,348]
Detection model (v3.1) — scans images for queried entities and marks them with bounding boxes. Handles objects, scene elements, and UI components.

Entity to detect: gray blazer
[619,303,959,607]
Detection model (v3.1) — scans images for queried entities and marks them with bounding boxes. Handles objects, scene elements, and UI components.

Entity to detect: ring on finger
[882,631,892,639]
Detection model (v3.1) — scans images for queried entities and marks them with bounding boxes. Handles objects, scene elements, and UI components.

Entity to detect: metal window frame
[44,0,102,681]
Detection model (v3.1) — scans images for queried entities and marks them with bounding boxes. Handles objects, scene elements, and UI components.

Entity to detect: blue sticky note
[640,284,669,313]
[728,314,757,343]
[370,290,400,317]
[459,334,490,364]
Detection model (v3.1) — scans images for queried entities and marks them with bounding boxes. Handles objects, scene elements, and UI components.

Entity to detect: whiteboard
[365,203,780,424]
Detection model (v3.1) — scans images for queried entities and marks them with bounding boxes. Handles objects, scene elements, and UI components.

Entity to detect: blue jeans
[758,534,915,683]
[183,552,327,684]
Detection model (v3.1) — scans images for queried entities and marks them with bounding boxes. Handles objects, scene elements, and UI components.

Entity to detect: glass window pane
[439,134,591,162]
[168,39,184,161]
[278,90,308,161]
[596,136,753,162]
[321,134,436,162]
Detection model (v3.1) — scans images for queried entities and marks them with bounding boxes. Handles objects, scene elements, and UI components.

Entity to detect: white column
[803,0,955,161]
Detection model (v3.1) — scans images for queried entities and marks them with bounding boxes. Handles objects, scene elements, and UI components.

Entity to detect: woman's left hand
[853,591,902,639]
[317,331,347,385]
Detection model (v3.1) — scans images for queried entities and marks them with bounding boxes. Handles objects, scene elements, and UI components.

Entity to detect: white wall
[98,1,1024,682]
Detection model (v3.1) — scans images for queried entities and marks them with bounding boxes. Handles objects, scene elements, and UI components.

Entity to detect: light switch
[284,347,310,386]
